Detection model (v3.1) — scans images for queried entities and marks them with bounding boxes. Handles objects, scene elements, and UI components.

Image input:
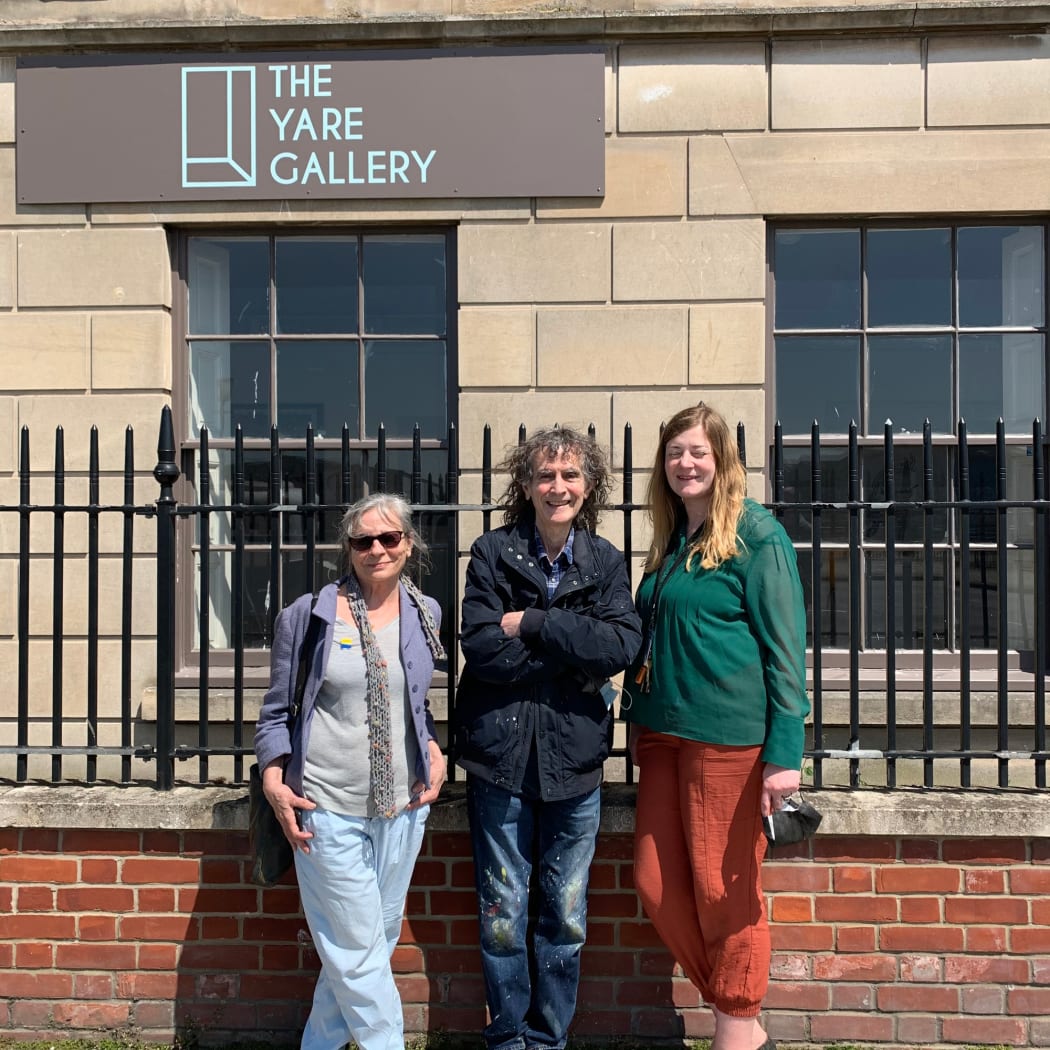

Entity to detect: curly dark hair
[497,426,613,533]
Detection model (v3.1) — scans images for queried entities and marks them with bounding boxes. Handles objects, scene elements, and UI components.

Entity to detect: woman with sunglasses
[254,492,447,1050]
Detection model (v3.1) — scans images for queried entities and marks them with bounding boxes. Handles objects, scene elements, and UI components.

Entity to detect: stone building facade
[2,4,1050,1047]
[4,2,1050,764]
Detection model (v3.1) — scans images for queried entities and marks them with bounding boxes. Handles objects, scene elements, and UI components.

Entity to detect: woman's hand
[408,739,448,809]
[262,761,316,853]
[500,611,525,638]
[761,762,801,817]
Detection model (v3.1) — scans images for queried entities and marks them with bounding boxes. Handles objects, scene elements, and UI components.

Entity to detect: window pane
[188,238,269,335]
[866,550,949,649]
[777,446,849,545]
[867,228,951,327]
[365,448,451,504]
[959,333,1044,435]
[276,340,360,438]
[365,340,447,438]
[276,237,358,334]
[774,229,860,329]
[861,446,949,544]
[869,334,952,435]
[960,446,1035,543]
[189,340,271,438]
[1006,545,1036,652]
[414,510,454,650]
[795,549,851,649]
[775,336,860,435]
[958,226,1044,328]
[193,549,272,650]
[280,449,366,544]
[962,445,997,544]
[282,549,345,615]
[363,234,447,335]
[956,550,999,649]
[956,548,1035,651]
[194,449,273,545]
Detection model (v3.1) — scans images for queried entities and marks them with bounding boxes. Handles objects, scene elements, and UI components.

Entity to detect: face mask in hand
[763,796,822,846]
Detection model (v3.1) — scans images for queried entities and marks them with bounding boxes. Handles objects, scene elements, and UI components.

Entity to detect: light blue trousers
[295,805,429,1050]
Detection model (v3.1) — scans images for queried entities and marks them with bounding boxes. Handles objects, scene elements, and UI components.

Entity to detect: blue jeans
[467,775,601,1050]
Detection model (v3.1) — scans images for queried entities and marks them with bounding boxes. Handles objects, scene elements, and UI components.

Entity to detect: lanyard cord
[635,523,704,692]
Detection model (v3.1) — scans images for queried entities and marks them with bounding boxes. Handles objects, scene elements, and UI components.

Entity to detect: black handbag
[248,598,321,888]
[763,794,823,847]
[248,762,293,887]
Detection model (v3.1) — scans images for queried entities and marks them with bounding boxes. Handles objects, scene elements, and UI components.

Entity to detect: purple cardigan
[253,579,442,798]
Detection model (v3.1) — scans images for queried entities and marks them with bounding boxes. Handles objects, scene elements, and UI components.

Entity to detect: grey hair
[339,493,429,568]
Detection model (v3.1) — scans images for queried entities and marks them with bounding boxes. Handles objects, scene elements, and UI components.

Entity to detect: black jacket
[454,515,643,800]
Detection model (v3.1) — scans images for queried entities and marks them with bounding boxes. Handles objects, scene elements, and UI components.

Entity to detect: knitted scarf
[343,573,446,819]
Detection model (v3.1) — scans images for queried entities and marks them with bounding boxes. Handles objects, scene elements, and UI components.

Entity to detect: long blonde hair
[643,403,747,573]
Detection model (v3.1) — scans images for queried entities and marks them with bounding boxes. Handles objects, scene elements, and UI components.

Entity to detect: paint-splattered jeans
[466,775,601,1050]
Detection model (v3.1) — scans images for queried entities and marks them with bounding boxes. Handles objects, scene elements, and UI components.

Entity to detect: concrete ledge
[3,4,1050,50]
[2,781,1048,838]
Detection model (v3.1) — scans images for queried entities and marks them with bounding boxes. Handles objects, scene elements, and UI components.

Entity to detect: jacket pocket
[456,691,527,764]
[556,688,612,775]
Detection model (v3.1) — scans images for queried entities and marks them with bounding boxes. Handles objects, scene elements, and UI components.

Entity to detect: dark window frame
[768,218,1050,671]
[171,225,458,684]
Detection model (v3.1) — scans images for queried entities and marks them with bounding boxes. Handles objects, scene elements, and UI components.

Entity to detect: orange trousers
[633,731,769,1017]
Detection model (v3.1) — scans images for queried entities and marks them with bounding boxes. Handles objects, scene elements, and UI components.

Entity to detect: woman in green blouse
[626,402,809,1050]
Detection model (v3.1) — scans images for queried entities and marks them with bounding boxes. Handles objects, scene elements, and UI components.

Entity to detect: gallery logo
[181,65,257,188]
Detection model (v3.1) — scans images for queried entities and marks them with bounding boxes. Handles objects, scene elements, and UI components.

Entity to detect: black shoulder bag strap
[287,593,323,732]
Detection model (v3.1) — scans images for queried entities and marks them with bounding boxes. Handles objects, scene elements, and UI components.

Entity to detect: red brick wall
[1,823,1049,1047]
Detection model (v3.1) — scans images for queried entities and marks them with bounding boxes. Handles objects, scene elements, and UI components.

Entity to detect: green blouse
[626,499,810,770]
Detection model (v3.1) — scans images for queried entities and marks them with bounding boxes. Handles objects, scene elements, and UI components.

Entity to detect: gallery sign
[16,48,604,203]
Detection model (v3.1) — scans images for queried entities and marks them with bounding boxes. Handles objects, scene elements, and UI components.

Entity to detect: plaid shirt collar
[534,526,575,601]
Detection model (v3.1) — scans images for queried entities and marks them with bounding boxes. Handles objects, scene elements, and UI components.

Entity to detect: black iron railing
[1,408,1047,790]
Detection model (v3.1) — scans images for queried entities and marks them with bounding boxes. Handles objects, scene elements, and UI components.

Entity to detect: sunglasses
[348,530,405,553]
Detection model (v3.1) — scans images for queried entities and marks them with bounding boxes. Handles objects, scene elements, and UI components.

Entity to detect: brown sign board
[16,48,605,203]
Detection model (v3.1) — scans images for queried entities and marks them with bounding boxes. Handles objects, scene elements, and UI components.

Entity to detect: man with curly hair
[455,426,642,1050]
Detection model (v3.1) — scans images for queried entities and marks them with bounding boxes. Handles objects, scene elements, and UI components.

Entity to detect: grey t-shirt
[303,615,419,817]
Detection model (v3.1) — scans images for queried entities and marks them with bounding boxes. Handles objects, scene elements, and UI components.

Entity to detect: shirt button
[407,660,413,669]
[412,685,419,692]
